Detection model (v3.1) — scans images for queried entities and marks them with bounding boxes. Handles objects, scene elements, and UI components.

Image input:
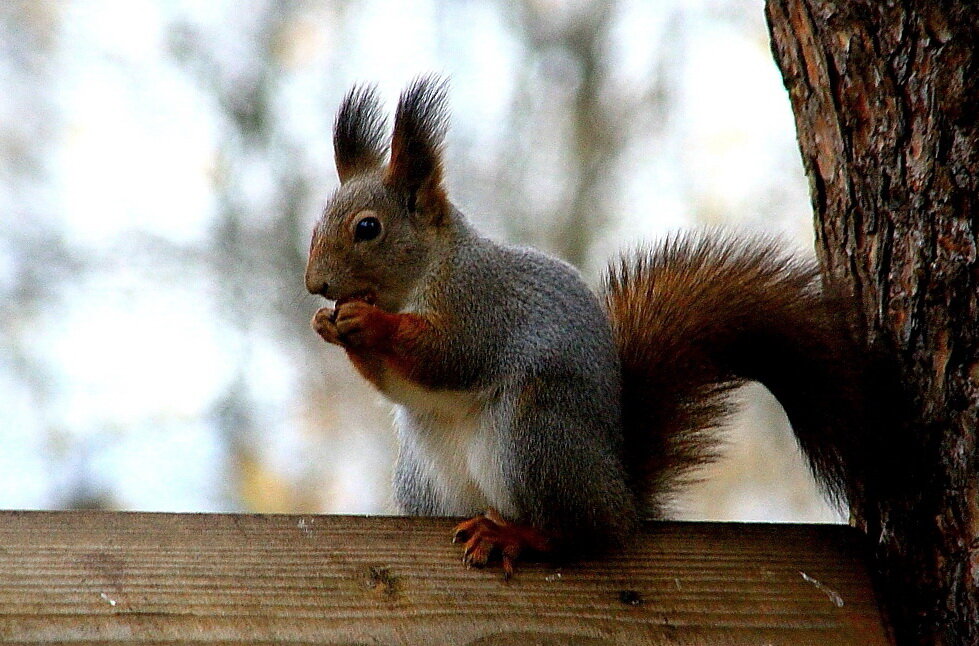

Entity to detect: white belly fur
[386,373,516,517]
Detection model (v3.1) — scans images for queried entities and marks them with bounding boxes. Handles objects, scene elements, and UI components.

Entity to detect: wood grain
[0,512,890,644]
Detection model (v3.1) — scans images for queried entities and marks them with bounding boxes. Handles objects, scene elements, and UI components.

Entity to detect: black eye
[354,216,382,242]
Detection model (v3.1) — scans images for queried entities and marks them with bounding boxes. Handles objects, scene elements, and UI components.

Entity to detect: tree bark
[766,1,979,644]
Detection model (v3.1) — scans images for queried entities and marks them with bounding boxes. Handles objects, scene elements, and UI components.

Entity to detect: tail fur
[603,232,877,517]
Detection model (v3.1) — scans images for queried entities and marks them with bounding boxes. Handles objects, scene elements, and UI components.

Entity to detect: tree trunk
[766,1,979,644]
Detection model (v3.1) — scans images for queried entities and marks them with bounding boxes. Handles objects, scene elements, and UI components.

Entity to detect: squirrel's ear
[334,85,387,184]
[386,76,449,222]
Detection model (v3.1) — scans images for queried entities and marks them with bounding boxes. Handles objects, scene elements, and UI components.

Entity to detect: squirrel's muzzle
[305,272,330,298]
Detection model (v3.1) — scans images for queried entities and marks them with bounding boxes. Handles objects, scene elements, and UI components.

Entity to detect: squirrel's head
[305,77,451,311]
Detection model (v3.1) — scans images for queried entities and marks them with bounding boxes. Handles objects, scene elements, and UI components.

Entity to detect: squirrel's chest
[389,380,516,518]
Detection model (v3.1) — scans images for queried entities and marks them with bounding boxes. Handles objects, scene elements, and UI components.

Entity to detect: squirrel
[305,77,895,577]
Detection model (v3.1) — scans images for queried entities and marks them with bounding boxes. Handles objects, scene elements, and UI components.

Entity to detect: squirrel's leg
[330,300,442,387]
[452,508,553,580]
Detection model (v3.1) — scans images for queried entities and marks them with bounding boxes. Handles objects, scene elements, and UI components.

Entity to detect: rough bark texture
[766,1,979,644]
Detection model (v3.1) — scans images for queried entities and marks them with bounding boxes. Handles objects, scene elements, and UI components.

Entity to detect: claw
[452,515,483,544]
[449,509,552,579]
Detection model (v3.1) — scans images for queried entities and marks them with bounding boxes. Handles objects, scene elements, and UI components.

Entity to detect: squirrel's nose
[305,272,329,297]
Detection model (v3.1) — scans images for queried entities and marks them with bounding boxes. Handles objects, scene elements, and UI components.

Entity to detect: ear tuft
[334,85,387,183]
[387,75,450,218]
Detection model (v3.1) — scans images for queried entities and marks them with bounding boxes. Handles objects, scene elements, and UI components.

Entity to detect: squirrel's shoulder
[442,231,595,310]
[426,229,616,369]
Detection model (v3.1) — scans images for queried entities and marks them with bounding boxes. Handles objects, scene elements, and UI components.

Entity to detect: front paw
[334,301,394,350]
[311,307,342,346]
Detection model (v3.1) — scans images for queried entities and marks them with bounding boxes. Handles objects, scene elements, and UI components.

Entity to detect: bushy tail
[602,232,880,517]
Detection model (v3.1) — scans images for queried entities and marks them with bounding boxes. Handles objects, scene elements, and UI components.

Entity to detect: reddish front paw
[334,300,396,350]
[452,508,553,580]
[311,307,342,345]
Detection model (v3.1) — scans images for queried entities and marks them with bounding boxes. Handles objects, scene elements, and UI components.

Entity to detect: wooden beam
[0,511,890,644]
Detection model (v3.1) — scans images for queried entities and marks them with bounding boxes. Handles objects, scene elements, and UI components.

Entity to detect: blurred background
[0,0,841,521]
